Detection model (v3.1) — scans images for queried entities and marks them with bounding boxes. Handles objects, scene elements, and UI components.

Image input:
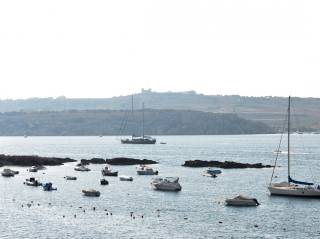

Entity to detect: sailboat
[121,96,156,144]
[268,96,320,197]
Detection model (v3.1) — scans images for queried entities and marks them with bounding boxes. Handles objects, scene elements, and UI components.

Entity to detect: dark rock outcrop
[105,157,158,165]
[182,160,273,168]
[0,154,76,167]
[81,158,106,165]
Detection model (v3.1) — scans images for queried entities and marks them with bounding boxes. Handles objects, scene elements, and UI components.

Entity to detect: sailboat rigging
[120,96,156,145]
[268,96,320,197]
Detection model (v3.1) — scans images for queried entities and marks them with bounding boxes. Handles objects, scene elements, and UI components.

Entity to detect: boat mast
[142,102,145,138]
[131,94,134,138]
[288,96,291,183]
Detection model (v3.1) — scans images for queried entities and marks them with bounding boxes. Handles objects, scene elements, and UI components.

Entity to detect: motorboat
[24,177,42,187]
[151,177,182,191]
[225,195,260,206]
[119,175,133,181]
[28,166,38,172]
[74,165,91,172]
[43,182,57,191]
[1,168,18,177]
[268,97,320,197]
[203,168,222,177]
[82,189,100,197]
[64,176,77,180]
[136,165,158,175]
[101,165,118,176]
[100,179,109,185]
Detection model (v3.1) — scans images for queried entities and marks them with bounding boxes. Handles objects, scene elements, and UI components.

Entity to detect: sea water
[0,135,320,238]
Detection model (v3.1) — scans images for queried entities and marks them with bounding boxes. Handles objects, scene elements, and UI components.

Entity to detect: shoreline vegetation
[0,109,272,136]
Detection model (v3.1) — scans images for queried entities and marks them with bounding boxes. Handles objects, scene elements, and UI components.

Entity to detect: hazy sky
[0,0,319,99]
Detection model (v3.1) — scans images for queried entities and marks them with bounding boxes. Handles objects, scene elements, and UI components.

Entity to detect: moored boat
[203,168,222,177]
[100,179,109,185]
[43,182,57,191]
[28,166,38,172]
[64,176,77,180]
[82,189,100,197]
[268,97,320,197]
[74,165,91,172]
[151,177,182,191]
[119,175,133,181]
[136,165,158,175]
[225,195,260,206]
[24,177,42,186]
[101,165,118,176]
[1,168,18,177]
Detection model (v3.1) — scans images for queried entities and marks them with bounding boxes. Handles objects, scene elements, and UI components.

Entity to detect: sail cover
[288,176,314,186]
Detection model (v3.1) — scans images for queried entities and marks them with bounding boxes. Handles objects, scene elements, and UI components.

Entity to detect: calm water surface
[0,135,320,239]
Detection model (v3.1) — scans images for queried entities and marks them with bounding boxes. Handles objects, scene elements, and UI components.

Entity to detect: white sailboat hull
[268,185,320,197]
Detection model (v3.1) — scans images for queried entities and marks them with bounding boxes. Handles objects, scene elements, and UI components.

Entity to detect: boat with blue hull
[268,96,320,197]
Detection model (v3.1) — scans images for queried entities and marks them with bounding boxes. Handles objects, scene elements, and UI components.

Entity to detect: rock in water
[182,160,273,168]
[105,157,158,165]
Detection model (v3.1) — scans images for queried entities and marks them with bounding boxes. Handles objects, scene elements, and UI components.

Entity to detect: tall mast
[288,96,291,182]
[142,102,145,138]
[131,94,134,114]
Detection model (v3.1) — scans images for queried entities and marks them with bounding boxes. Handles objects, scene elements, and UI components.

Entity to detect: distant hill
[0,109,272,136]
[0,90,319,131]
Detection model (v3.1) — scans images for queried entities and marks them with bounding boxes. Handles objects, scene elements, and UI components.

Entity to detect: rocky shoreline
[182,160,273,169]
[0,154,76,167]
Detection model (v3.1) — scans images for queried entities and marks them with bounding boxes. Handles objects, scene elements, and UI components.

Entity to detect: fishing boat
[225,195,260,206]
[120,96,156,144]
[101,165,118,176]
[24,177,42,187]
[82,189,100,197]
[203,168,222,177]
[151,177,182,191]
[136,165,158,175]
[268,96,320,197]
[74,165,91,172]
[119,175,133,181]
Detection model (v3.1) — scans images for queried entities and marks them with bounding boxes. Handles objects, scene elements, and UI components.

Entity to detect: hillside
[0,90,319,130]
[0,109,272,136]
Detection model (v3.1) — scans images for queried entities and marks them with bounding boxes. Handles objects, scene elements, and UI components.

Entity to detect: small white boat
[1,168,16,177]
[136,165,158,175]
[28,166,38,172]
[64,176,77,180]
[74,165,91,172]
[119,175,133,181]
[151,177,182,191]
[101,165,118,176]
[82,189,100,197]
[203,168,222,177]
[225,195,260,206]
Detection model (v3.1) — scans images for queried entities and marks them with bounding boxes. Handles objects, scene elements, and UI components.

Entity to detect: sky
[0,0,320,99]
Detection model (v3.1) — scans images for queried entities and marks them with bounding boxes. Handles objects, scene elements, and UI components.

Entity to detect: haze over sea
[1,134,320,239]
